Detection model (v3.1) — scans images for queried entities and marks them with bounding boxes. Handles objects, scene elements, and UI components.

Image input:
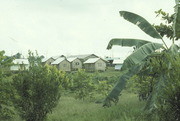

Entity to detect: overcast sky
[0,0,177,58]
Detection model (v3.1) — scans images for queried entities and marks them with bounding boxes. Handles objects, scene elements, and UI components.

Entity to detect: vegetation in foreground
[104,1,179,120]
[0,1,179,121]
[11,91,147,121]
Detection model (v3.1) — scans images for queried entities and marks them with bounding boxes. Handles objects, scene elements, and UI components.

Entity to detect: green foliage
[119,11,162,39]
[121,43,163,71]
[71,69,96,100]
[69,70,118,101]
[144,52,180,121]
[154,3,180,41]
[105,0,180,106]
[174,1,180,39]
[0,50,14,120]
[96,80,112,97]
[13,53,22,59]
[107,38,150,50]
[127,75,155,101]
[105,4,180,118]
[0,78,15,120]
[154,23,174,39]
[154,9,180,40]
[12,52,66,121]
[104,42,163,106]
[47,92,147,121]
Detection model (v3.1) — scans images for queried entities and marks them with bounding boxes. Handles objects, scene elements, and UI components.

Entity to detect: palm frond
[144,75,166,112]
[103,64,144,107]
[121,43,163,70]
[119,11,162,39]
[173,1,180,39]
[107,38,150,49]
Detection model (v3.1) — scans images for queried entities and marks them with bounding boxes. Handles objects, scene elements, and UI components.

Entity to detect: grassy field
[46,91,147,121]
[11,69,150,121]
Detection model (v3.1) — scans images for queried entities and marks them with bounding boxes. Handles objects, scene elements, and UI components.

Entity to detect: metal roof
[66,57,77,62]
[67,54,98,59]
[42,57,50,62]
[51,55,65,60]
[13,59,29,65]
[84,58,101,64]
[113,59,124,64]
[51,58,66,65]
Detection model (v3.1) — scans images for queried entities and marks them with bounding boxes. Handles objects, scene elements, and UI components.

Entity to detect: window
[75,62,79,65]
[63,64,66,67]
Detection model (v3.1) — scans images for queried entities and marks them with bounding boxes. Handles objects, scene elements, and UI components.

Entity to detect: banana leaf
[119,11,162,39]
[121,43,163,70]
[144,75,167,112]
[103,63,144,107]
[173,1,180,38]
[168,44,179,54]
[107,38,151,49]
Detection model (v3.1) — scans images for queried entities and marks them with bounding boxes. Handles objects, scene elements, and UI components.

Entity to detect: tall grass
[47,91,147,121]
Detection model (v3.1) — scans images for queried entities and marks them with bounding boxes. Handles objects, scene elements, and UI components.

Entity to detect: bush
[127,75,155,101]
[0,78,15,120]
[71,69,96,100]
[12,52,66,121]
[156,54,180,121]
[0,50,15,120]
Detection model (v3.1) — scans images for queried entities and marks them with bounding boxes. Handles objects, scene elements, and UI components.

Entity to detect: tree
[153,7,180,41]
[0,50,14,120]
[143,51,180,121]
[13,52,22,59]
[13,51,66,121]
[71,69,96,100]
[103,1,179,113]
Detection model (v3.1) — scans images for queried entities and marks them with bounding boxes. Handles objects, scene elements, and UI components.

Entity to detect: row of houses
[10,54,125,72]
[11,54,107,72]
[42,54,107,72]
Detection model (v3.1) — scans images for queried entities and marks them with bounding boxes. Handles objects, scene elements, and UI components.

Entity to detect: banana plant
[173,0,180,40]
[104,1,180,107]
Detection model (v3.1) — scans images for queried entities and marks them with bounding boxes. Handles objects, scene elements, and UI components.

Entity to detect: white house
[10,59,29,71]
[113,59,124,70]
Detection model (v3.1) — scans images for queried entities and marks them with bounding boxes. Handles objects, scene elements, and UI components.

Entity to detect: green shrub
[71,69,96,100]
[96,80,112,97]
[12,52,66,121]
[156,54,180,121]
[0,50,15,120]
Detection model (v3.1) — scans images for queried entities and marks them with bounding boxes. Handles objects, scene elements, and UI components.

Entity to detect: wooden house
[10,59,29,71]
[51,57,71,72]
[42,57,55,65]
[67,57,82,71]
[84,58,106,72]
